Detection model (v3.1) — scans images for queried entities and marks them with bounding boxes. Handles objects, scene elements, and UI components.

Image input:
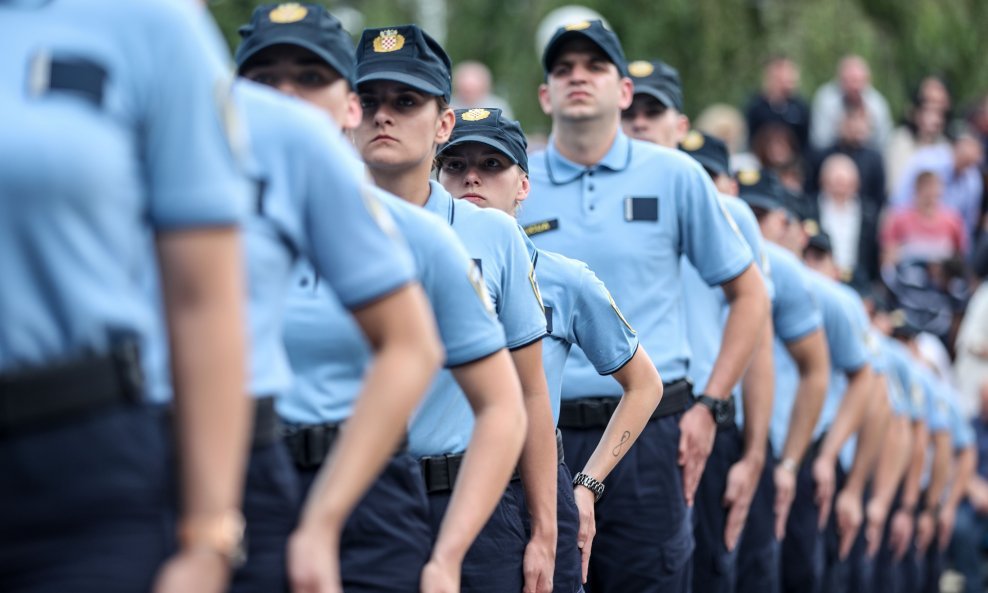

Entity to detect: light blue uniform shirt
[408,181,547,457]
[519,132,753,396]
[279,190,505,425]
[0,0,248,377]
[765,243,824,457]
[146,82,416,401]
[885,338,927,421]
[533,244,639,423]
[682,195,770,426]
[805,270,869,441]
[945,389,976,450]
[840,324,893,470]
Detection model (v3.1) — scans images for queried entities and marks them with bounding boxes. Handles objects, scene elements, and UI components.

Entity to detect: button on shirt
[409,181,547,457]
[519,132,753,396]
[280,190,505,425]
[0,0,249,374]
[146,82,417,401]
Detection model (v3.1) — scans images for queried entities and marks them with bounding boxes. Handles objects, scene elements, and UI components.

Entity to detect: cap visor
[741,194,782,211]
[634,86,676,109]
[356,70,445,97]
[691,154,728,177]
[439,135,520,164]
[237,36,350,83]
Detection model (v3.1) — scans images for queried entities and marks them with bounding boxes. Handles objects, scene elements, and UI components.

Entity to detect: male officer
[677,132,776,593]
[621,59,689,147]
[715,169,831,593]
[519,20,769,592]
[766,206,875,593]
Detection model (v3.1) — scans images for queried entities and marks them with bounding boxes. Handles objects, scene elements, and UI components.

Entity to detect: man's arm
[813,364,874,528]
[865,412,913,557]
[938,445,977,551]
[916,431,952,554]
[723,320,774,550]
[679,264,770,505]
[834,379,891,559]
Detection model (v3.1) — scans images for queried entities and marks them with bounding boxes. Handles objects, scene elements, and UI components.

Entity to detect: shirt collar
[544,130,632,185]
[424,180,454,224]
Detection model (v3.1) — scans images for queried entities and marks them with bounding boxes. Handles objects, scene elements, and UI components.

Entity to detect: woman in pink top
[881,170,968,265]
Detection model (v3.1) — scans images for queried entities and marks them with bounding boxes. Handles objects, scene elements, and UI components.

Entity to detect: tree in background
[210,0,988,138]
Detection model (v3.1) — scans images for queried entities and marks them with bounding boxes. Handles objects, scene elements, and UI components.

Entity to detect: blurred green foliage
[210,0,988,137]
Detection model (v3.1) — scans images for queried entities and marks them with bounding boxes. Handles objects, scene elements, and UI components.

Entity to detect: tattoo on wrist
[612,431,631,457]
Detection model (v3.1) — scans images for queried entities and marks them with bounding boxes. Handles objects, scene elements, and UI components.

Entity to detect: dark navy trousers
[0,404,174,593]
[427,482,527,593]
[511,460,584,593]
[297,453,432,593]
[691,423,742,593]
[781,442,828,593]
[561,412,693,593]
[231,440,301,593]
[736,448,780,593]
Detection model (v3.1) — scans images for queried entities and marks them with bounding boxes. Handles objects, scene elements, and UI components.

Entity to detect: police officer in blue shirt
[147,6,445,592]
[675,132,776,593]
[520,20,770,593]
[436,107,667,592]
[351,25,555,593]
[621,59,689,148]
[730,170,831,593]
[753,188,875,593]
[803,236,894,593]
[235,7,527,592]
[0,2,253,592]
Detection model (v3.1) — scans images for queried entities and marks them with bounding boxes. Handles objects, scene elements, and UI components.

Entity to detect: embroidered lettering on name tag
[523,218,559,236]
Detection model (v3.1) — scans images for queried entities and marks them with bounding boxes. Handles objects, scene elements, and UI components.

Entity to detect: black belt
[251,397,281,449]
[0,336,145,438]
[557,378,693,429]
[421,428,565,495]
[283,420,408,470]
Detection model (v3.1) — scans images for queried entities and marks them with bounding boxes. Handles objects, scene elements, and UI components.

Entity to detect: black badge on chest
[29,52,108,107]
[523,218,559,237]
[624,196,659,222]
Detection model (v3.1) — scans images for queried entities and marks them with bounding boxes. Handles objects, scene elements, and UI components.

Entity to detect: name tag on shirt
[524,218,559,237]
[544,305,554,335]
[624,196,659,222]
[29,51,108,108]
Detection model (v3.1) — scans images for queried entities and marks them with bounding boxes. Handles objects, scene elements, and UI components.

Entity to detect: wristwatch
[178,510,247,568]
[573,472,605,502]
[779,457,799,474]
[695,394,736,428]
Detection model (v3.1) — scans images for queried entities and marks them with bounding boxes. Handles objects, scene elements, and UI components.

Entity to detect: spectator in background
[891,134,985,237]
[450,60,513,118]
[751,122,805,190]
[745,55,811,155]
[816,154,880,284]
[885,76,952,190]
[882,171,968,266]
[955,277,988,419]
[947,382,988,593]
[695,103,760,171]
[810,54,893,151]
[806,104,887,207]
[969,94,988,163]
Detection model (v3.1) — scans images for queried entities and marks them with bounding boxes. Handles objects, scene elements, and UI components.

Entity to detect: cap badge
[373,29,406,53]
[681,130,704,151]
[803,219,820,237]
[737,169,760,186]
[269,3,308,24]
[628,60,654,78]
[461,108,491,122]
[564,21,592,31]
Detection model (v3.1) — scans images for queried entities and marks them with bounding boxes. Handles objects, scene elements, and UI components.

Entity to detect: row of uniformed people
[2,2,977,593]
